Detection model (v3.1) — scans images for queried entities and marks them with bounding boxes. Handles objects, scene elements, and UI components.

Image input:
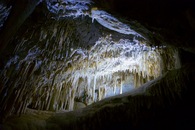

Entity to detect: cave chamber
[0,0,195,130]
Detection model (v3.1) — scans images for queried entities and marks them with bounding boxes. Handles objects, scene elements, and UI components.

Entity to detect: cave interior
[0,0,195,130]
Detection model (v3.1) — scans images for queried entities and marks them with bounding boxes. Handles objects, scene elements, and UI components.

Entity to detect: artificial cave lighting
[0,0,180,119]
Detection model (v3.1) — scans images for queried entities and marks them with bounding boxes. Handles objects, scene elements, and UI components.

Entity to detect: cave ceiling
[93,0,195,53]
[0,0,195,53]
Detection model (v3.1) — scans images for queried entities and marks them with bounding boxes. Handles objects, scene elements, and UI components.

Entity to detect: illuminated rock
[0,0,181,122]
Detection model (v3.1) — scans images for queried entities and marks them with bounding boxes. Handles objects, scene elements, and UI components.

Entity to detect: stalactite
[68,87,72,110]
[87,77,91,98]
[120,79,123,94]
[46,87,52,111]
[104,87,107,98]
[64,89,69,110]
[134,73,137,88]
[0,17,179,120]
[68,88,76,111]
[98,87,101,101]
[114,78,116,94]
[92,76,96,101]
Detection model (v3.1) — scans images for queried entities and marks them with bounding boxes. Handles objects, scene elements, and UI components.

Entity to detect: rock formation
[0,0,195,130]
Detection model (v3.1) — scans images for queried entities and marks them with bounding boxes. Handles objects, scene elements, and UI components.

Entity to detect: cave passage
[0,0,181,122]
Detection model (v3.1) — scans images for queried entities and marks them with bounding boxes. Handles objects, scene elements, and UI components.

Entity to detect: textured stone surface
[0,0,195,129]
